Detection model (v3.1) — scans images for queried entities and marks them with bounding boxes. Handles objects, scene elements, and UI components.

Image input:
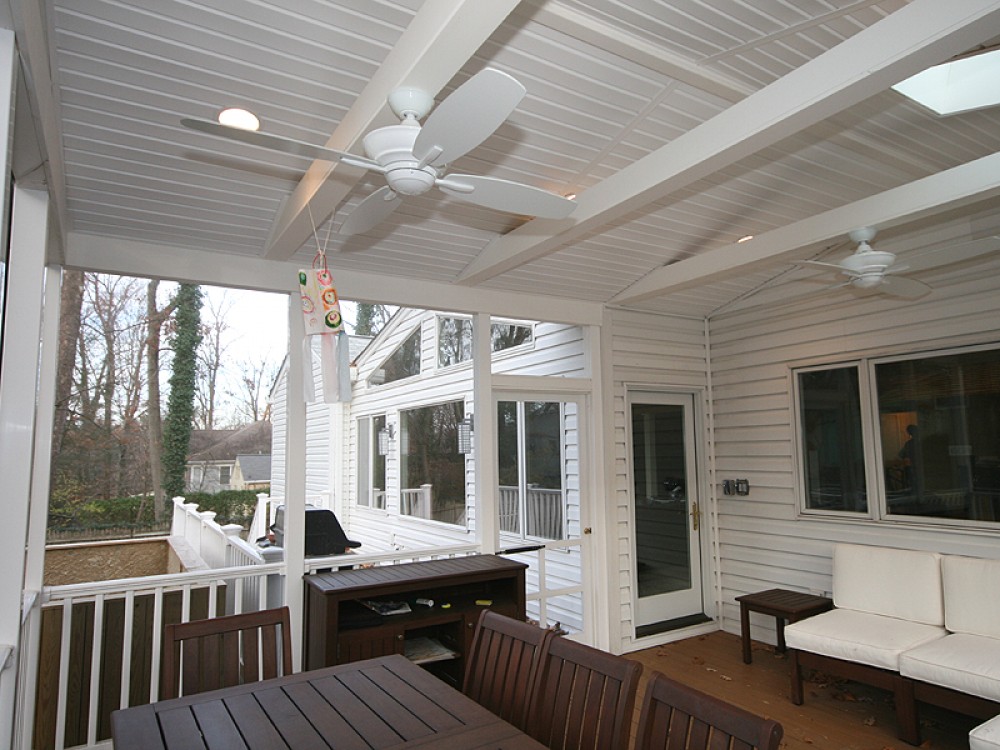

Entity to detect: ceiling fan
[182,68,577,236]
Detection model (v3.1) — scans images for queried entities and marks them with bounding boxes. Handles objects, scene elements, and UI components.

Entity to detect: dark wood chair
[462,610,554,731]
[526,634,641,750]
[634,671,783,750]
[161,606,293,699]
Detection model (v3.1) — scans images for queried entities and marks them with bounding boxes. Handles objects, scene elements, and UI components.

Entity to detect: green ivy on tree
[162,284,203,498]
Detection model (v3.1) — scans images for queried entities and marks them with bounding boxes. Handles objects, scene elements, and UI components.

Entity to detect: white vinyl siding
[608,309,710,653]
[707,258,1000,649]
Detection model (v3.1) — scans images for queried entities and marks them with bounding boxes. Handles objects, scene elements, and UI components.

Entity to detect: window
[437,316,533,368]
[219,465,232,485]
[438,317,473,367]
[372,328,421,385]
[498,400,565,540]
[357,416,387,510]
[877,348,1000,521]
[797,366,868,513]
[796,345,1000,524]
[400,401,465,525]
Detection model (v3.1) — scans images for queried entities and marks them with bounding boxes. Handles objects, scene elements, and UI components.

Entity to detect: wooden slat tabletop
[111,654,545,750]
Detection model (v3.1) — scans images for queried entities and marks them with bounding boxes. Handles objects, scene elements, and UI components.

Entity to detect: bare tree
[231,354,278,423]
[144,280,179,520]
[195,292,233,429]
[52,269,84,458]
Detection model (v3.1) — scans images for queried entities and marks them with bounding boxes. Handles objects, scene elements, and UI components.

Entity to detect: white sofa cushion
[970,714,1000,750]
[900,633,1000,702]
[785,608,946,671]
[943,556,1000,639]
[833,544,943,625]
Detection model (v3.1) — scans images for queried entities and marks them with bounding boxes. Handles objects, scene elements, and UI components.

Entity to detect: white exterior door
[628,391,705,629]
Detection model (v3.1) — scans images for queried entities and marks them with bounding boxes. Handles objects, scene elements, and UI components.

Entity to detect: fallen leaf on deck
[863,716,876,726]
[720,674,733,681]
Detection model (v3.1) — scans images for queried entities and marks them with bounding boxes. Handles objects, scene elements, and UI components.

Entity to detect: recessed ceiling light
[737,234,754,243]
[891,48,1000,116]
[218,107,260,131]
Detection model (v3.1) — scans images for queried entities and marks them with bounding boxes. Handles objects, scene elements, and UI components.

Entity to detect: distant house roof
[188,420,273,462]
[236,454,272,483]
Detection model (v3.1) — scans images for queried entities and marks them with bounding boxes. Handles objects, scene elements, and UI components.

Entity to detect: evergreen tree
[354,303,390,336]
[162,284,203,498]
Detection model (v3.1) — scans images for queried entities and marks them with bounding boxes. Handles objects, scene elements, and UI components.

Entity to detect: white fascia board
[264,0,521,260]
[456,0,1000,286]
[611,150,1000,305]
[63,232,604,326]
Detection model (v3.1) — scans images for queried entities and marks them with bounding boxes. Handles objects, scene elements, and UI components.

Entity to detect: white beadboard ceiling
[14,0,1000,318]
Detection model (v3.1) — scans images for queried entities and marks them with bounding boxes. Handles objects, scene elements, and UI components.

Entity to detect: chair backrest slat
[161,606,292,699]
[634,671,783,750]
[462,610,552,731]
[526,635,641,750]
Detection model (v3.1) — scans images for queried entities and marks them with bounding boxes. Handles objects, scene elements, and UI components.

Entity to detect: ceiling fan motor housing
[363,123,438,195]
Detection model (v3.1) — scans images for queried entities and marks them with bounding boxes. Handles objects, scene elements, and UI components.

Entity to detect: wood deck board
[625,632,978,750]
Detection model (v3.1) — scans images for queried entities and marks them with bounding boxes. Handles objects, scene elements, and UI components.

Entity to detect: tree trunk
[52,270,84,458]
[146,280,166,521]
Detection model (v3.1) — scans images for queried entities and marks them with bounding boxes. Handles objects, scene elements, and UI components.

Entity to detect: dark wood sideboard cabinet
[304,555,527,685]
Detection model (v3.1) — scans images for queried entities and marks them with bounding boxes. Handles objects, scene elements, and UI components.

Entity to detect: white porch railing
[400,484,433,518]
[172,496,266,567]
[31,562,283,750]
[498,485,564,539]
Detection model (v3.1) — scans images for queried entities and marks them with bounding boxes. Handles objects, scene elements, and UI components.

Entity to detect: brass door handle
[690,501,700,531]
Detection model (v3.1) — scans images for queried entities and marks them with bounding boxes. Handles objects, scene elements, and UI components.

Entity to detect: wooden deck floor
[625,631,979,750]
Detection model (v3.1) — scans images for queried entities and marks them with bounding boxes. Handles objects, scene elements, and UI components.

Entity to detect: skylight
[892,48,1000,116]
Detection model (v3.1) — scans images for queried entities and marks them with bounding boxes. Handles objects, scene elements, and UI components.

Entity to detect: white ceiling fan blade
[902,235,1000,273]
[794,259,851,272]
[338,187,402,236]
[878,275,932,299]
[181,119,383,172]
[412,68,526,168]
[437,174,576,219]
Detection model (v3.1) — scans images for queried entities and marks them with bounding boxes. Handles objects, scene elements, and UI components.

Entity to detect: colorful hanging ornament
[298,253,350,402]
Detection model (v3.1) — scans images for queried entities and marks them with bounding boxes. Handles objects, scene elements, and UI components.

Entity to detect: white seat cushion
[785,608,946,671]
[900,633,1000,702]
[833,544,943,625]
[970,714,1000,750]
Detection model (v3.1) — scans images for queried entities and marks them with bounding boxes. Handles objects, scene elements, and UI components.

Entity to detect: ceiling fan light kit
[183,67,577,237]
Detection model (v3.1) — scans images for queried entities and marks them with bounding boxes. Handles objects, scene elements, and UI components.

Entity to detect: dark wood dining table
[111,653,546,749]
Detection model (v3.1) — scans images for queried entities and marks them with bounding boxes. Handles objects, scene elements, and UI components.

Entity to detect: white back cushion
[833,543,943,625]
[943,555,1000,638]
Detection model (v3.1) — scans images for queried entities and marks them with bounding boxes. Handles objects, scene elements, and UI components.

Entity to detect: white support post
[284,293,307,669]
[0,183,51,749]
[472,312,496,553]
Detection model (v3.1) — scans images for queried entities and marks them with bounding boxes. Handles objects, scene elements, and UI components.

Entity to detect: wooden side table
[736,588,833,664]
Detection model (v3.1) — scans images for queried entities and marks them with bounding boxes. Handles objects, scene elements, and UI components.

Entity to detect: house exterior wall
[607,309,711,653]
[706,259,1000,646]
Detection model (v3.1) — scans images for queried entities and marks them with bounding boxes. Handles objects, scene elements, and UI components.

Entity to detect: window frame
[792,342,1000,528]
[398,397,468,528]
[434,314,535,371]
[356,415,388,511]
[369,326,421,386]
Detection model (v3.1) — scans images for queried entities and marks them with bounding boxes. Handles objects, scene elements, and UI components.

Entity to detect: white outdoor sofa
[785,543,1000,746]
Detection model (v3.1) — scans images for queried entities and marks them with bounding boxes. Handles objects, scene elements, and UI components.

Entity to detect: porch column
[0,183,51,747]
[473,313,497,552]
[283,295,307,669]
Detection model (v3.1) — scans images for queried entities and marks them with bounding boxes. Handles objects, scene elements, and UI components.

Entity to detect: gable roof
[235,454,272,483]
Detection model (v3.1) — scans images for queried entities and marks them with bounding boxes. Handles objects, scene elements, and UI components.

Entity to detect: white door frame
[625,386,711,632]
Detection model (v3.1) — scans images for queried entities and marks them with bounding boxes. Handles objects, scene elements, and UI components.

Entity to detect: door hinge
[690,502,700,531]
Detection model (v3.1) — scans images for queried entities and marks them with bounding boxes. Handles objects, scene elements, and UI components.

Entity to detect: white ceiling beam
[263,0,520,261]
[611,150,1000,305]
[516,2,750,102]
[64,233,603,326]
[456,0,1000,286]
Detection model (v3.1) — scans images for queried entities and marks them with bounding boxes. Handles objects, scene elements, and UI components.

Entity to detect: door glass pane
[631,403,690,597]
[372,415,386,509]
[497,401,520,534]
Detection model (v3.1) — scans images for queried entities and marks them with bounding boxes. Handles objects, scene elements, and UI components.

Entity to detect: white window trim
[791,341,1000,529]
